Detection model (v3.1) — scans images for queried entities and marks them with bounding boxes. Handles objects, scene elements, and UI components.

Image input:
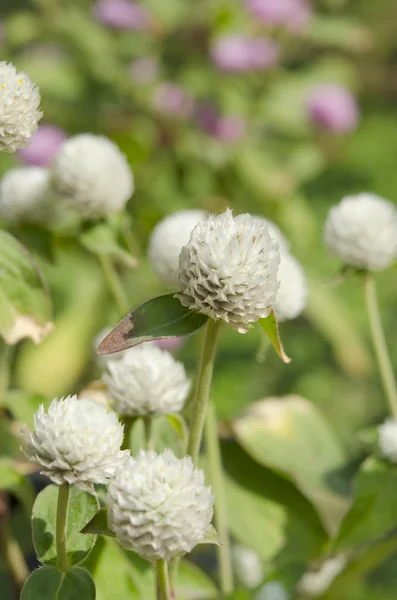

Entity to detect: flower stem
[121,417,136,450]
[0,341,11,404]
[187,319,222,464]
[156,559,171,600]
[98,254,129,316]
[143,417,154,450]
[205,402,234,595]
[364,272,397,417]
[56,483,70,573]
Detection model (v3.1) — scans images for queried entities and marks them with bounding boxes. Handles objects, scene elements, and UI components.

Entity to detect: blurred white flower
[21,395,127,492]
[103,343,190,417]
[324,193,397,271]
[233,544,264,588]
[274,255,307,322]
[148,209,207,287]
[178,209,280,333]
[107,449,214,561]
[297,557,346,598]
[0,167,52,223]
[51,134,133,219]
[379,418,397,462]
[256,581,289,600]
[0,62,42,152]
[253,216,289,255]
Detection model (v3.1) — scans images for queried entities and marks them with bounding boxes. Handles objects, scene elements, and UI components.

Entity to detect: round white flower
[50,134,134,219]
[0,167,52,223]
[21,395,127,491]
[273,255,307,322]
[148,209,207,287]
[324,193,397,271]
[253,216,289,255]
[107,449,214,561]
[0,62,42,153]
[233,544,264,588]
[178,209,280,333]
[256,581,289,600]
[103,343,190,417]
[379,418,397,462]
[297,557,346,598]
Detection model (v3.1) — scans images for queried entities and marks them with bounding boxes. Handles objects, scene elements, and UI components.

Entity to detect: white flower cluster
[233,544,264,588]
[107,449,214,561]
[103,343,190,417]
[21,395,127,492]
[324,193,397,271]
[0,167,52,224]
[379,418,397,462]
[0,62,42,152]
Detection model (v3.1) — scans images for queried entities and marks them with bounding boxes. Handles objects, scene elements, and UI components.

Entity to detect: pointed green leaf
[21,566,96,600]
[166,413,189,446]
[81,507,115,538]
[199,525,221,547]
[258,310,291,364]
[97,293,208,355]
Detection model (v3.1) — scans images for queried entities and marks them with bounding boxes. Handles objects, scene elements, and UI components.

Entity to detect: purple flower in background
[211,35,278,72]
[94,0,150,30]
[307,84,359,133]
[129,57,159,85]
[154,337,185,352]
[153,83,195,119]
[18,124,68,167]
[246,0,312,31]
[196,104,245,143]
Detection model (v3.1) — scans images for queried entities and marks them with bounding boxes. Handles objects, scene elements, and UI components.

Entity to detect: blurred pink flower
[211,35,278,72]
[245,0,312,31]
[18,124,67,167]
[129,57,159,85]
[196,105,245,143]
[307,84,359,133]
[94,0,151,30]
[153,83,195,119]
[154,337,185,352]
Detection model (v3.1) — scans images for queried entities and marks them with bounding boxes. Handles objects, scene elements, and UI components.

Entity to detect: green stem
[187,319,222,464]
[56,483,70,573]
[156,559,171,600]
[205,403,234,595]
[364,272,397,417]
[98,254,129,316]
[0,341,11,404]
[121,417,136,450]
[143,417,154,450]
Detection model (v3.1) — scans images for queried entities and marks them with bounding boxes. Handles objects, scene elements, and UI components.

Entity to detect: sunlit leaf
[258,310,291,364]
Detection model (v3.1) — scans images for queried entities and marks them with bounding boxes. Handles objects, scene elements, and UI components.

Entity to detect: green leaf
[0,231,53,344]
[333,457,397,551]
[81,507,115,538]
[32,485,98,566]
[0,458,34,513]
[80,222,138,269]
[258,311,291,364]
[141,559,218,599]
[97,293,208,355]
[199,525,221,547]
[166,413,189,446]
[1,390,48,428]
[233,396,349,535]
[21,566,95,600]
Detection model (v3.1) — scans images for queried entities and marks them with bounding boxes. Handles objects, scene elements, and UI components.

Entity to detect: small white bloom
[148,209,207,287]
[0,167,52,223]
[0,62,42,153]
[178,209,280,333]
[103,343,190,417]
[273,255,307,322]
[21,395,127,492]
[107,449,214,561]
[297,557,346,598]
[324,193,397,271]
[51,134,134,219]
[233,544,264,588]
[253,216,289,255]
[379,418,397,462]
[256,581,289,600]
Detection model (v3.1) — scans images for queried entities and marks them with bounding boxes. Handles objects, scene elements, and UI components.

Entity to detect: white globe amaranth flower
[297,557,346,598]
[253,216,289,255]
[50,133,134,219]
[103,343,190,417]
[148,209,207,287]
[233,544,264,588]
[21,395,127,491]
[178,209,280,333]
[273,255,308,322]
[379,418,397,462]
[107,449,214,561]
[0,167,52,224]
[324,193,397,271]
[0,62,42,153]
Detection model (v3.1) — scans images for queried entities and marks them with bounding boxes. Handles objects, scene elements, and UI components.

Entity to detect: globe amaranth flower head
[103,343,190,417]
[50,133,134,219]
[148,209,207,287]
[211,35,278,72]
[379,419,397,462]
[324,193,397,271]
[178,209,280,333]
[0,62,42,152]
[0,166,52,224]
[233,544,264,589]
[21,395,127,492]
[245,0,312,31]
[274,255,308,322]
[153,83,195,119]
[307,84,359,134]
[253,215,290,255]
[94,0,151,30]
[18,124,67,167]
[107,449,214,561]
